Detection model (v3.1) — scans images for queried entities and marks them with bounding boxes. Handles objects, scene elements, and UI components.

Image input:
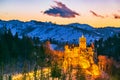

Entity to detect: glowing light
[91,64,100,76]
[62,35,101,78]
[11,68,50,80]
[79,59,90,69]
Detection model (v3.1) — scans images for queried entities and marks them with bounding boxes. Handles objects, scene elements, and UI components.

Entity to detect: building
[62,35,100,76]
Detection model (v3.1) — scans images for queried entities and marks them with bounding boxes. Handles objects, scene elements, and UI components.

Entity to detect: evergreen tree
[33,65,37,80]
[51,61,61,80]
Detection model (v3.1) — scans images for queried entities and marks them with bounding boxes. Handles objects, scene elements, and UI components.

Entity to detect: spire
[79,34,86,49]
[82,34,84,38]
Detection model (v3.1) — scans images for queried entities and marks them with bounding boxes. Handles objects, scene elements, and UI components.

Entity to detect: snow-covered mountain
[0,20,120,44]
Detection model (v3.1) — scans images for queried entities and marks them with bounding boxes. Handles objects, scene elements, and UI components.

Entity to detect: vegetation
[0,29,120,80]
[95,33,120,61]
[51,61,61,80]
[0,29,48,75]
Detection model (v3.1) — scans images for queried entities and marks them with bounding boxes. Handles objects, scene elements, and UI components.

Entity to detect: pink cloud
[113,14,120,19]
[90,10,105,18]
[43,1,79,18]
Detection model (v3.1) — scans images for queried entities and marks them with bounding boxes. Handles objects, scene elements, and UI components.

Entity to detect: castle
[62,35,100,76]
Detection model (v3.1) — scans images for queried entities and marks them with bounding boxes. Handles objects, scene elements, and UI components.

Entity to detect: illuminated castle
[63,35,100,76]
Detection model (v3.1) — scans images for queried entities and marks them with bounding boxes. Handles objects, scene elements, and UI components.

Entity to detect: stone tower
[79,35,86,49]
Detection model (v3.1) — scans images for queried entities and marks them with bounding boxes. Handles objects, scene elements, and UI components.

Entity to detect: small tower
[79,35,86,49]
[64,45,69,53]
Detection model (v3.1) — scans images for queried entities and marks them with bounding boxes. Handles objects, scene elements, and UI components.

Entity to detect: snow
[50,44,58,50]
[0,20,120,44]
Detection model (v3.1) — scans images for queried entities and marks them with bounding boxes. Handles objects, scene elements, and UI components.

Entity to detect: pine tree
[51,61,61,80]
[33,65,37,80]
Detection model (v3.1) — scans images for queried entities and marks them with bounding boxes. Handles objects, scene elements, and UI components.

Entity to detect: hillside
[0,20,120,44]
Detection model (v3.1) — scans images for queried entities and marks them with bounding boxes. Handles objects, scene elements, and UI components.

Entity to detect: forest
[94,33,120,61]
[0,29,120,80]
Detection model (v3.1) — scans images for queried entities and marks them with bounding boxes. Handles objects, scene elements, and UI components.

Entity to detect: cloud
[43,1,79,18]
[90,10,104,18]
[113,14,120,19]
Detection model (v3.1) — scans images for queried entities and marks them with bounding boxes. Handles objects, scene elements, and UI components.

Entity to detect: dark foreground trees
[95,33,120,61]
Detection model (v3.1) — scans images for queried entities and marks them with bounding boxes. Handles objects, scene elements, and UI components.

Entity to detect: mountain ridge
[0,20,120,44]
[1,19,120,28]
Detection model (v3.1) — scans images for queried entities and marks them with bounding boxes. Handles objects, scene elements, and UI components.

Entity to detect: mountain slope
[0,20,120,44]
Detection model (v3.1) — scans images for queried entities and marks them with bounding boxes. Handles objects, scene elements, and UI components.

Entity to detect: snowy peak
[68,23,94,31]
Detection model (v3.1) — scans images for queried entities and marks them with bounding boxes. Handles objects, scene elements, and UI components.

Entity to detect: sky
[0,0,120,27]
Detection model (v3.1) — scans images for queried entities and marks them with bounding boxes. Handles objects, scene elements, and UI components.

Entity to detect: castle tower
[79,35,86,49]
[65,45,69,52]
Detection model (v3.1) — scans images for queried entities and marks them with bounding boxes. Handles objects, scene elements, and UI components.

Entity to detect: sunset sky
[0,0,120,27]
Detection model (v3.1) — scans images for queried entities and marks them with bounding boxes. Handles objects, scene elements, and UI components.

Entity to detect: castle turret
[79,35,86,49]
